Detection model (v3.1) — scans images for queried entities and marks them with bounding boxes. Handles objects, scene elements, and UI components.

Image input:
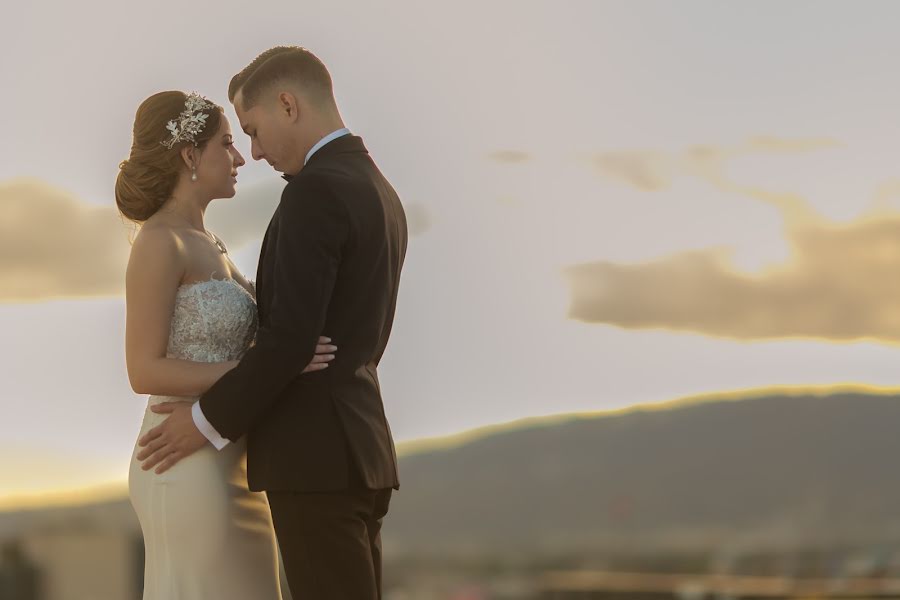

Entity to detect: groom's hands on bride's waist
[136,335,338,474]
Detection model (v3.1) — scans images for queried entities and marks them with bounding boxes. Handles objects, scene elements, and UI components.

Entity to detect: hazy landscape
[6,388,900,598]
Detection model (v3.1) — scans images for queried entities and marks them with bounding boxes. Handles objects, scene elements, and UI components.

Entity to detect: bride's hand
[303,336,337,373]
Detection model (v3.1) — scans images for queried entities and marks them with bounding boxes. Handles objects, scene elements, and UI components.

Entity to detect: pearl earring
[191,166,197,182]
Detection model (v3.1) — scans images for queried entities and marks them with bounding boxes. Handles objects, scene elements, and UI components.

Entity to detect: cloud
[593,151,672,191]
[403,202,432,236]
[204,180,281,249]
[489,150,532,164]
[592,136,843,197]
[0,179,129,303]
[1,177,429,303]
[745,136,841,153]
[566,138,900,343]
[0,178,283,303]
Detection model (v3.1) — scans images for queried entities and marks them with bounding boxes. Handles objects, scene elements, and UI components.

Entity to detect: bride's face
[196,116,245,199]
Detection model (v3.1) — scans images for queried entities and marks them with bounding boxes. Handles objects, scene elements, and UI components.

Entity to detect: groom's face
[233,88,297,175]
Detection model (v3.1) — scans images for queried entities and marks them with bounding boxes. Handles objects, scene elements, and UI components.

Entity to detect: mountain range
[4,389,900,560]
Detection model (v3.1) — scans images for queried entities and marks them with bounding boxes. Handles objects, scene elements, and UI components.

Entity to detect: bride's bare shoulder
[126,221,187,286]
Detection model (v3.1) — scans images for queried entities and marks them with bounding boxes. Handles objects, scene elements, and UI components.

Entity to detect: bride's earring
[191,166,198,182]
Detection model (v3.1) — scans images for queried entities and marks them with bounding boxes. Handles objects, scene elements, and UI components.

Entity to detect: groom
[137,46,407,598]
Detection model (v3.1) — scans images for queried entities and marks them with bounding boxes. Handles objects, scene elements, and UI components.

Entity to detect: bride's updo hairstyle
[115,91,224,223]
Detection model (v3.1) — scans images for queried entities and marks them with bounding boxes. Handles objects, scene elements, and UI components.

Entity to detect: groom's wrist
[191,401,231,450]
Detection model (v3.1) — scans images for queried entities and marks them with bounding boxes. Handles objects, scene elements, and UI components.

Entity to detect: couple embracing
[118,45,407,599]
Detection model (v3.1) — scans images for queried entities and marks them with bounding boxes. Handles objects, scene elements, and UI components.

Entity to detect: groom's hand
[136,337,336,474]
[138,401,208,474]
[303,336,337,373]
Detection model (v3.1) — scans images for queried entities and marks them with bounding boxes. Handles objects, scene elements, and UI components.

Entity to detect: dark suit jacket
[198,134,407,492]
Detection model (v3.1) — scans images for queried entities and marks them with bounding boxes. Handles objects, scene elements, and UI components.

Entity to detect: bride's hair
[115,91,224,223]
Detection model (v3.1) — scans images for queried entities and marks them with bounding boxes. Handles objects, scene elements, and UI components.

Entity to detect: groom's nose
[251,139,265,162]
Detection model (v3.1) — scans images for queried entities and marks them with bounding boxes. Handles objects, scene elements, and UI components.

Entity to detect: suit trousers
[266,458,393,600]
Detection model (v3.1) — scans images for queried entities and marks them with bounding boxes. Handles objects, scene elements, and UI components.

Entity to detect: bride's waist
[135,396,200,436]
[147,394,200,405]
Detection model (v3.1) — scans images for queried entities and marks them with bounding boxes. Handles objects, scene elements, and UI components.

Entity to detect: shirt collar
[304,127,352,165]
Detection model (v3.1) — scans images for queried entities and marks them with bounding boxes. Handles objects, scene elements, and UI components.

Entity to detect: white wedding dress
[128,277,282,600]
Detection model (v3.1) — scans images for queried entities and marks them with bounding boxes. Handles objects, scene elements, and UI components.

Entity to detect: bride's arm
[124,227,239,397]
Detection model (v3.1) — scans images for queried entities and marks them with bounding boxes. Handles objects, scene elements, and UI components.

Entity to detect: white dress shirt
[191,127,352,450]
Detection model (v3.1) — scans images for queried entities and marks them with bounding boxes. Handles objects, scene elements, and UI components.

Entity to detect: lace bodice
[166,278,258,363]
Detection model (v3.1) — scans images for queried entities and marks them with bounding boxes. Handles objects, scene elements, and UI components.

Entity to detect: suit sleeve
[197,175,349,442]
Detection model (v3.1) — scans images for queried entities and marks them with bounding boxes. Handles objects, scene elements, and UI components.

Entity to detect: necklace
[166,210,227,254]
[205,231,228,254]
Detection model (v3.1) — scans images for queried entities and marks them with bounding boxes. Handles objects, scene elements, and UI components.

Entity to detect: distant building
[20,521,142,600]
[537,570,900,599]
[0,540,41,600]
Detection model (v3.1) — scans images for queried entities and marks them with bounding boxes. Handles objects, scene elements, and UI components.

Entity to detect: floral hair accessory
[161,92,215,149]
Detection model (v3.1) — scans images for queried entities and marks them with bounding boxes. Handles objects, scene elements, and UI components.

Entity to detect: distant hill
[5,390,900,559]
[386,389,900,556]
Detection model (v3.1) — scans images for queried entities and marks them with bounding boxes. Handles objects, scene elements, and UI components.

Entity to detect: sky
[5,0,900,503]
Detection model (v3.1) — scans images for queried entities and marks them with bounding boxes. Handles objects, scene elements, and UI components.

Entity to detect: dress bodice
[166,278,258,363]
[129,281,282,600]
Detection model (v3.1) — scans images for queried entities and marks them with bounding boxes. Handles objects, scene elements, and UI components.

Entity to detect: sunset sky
[5,0,900,504]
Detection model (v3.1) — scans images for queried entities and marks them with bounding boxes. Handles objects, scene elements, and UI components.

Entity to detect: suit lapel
[255,207,281,323]
[253,135,365,321]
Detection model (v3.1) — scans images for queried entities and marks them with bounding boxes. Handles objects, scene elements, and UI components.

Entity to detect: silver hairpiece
[160,92,215,149]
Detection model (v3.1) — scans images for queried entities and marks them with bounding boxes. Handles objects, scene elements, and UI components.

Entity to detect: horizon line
[2,381,898,511]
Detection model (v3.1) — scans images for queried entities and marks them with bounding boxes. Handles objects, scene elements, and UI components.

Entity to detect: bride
[116,90,335,599]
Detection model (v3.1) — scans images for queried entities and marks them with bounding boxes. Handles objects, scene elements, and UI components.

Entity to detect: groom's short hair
[228,46,334,110]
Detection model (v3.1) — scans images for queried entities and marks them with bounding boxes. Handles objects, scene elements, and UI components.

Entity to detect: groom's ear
[276,91,301,123]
